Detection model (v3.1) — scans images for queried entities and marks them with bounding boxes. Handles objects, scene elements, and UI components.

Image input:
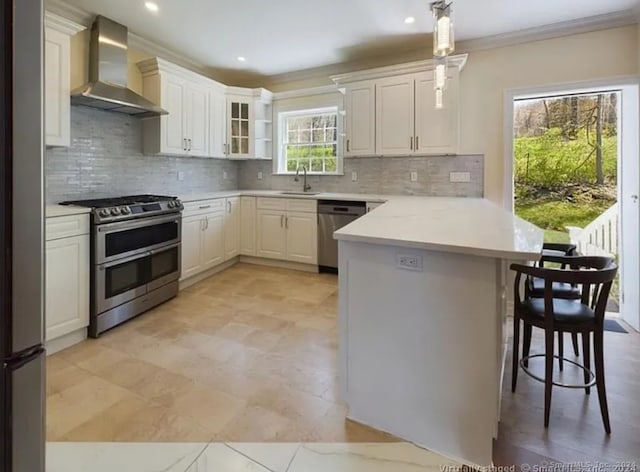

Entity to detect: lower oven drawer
[95,253,148,314]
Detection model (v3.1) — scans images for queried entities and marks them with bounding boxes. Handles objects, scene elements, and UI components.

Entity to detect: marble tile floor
[46,442,461,472]
[47,263,397,443]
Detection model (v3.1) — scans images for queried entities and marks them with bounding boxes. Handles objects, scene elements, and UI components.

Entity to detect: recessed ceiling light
[404,16,416,24]
[237,56,246,62]
[145,2,159,13]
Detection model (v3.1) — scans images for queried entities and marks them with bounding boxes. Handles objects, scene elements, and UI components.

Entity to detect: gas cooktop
[61,194,183,224]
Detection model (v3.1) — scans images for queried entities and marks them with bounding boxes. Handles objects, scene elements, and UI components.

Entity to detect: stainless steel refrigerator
[1,0,45,471]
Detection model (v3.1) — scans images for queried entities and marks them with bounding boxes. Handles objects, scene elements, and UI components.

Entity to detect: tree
[595,94,604,184]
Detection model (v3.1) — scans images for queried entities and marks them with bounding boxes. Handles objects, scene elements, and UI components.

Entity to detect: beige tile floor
[47,263,396,443]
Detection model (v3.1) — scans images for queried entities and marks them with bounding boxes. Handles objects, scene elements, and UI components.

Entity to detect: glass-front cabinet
[227,96,252,158]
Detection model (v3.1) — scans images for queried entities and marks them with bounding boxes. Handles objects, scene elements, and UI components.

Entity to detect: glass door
[148,244,180,292]
[228,97,252,158]
[96,254,148,314]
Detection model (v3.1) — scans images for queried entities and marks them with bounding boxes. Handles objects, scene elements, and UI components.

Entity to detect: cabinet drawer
[286,198,317,213]
[183,198,225,217]
[257,197,286,211]
[45,214,89,241]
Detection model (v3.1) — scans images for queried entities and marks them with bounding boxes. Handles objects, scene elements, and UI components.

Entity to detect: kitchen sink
[279,191,320,196]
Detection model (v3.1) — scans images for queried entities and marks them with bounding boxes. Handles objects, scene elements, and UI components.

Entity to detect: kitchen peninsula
[334,197,544,467]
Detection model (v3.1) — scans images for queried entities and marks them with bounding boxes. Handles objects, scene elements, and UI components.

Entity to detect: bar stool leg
[571,333,580,356]
[558,331,564,371]
[581,331,591,395]
[523,323,532,368]
[593,328,611,434]
[512,317,520,393]
[544,328,554,428]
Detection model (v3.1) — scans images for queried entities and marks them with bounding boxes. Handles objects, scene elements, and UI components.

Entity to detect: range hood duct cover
[70,16,167,118]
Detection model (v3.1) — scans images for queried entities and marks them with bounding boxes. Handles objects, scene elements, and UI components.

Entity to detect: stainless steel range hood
[71,16,167,117]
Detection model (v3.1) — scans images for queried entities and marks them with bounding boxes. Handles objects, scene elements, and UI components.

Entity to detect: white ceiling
[61,0,638,77]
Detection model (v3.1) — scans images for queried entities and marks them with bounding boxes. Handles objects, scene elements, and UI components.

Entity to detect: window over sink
[275,106,343,175]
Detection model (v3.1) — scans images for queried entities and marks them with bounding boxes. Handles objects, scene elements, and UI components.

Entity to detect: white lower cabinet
[224,197,240,260]
[240,196,256,256]
[45,214,90,347]
[256,198,318,265]
[181,207,225,280]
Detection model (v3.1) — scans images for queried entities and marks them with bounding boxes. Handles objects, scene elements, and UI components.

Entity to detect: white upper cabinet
[415,72,459,155]
[209,87,227,158]
[226,93,253,159]
[138,58,213,157]
[344,82,376,157]
[333,55,466,157]
[44,13,85,147]
[376,75,415,156]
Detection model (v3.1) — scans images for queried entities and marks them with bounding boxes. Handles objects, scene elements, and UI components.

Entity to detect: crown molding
[273,85,340,101]
[44,11,85,35]
[458,8,637,52]
[45,0,92,25]
[331,54,467,85]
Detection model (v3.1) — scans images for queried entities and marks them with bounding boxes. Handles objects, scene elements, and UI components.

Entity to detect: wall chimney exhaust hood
[71,16,167,117]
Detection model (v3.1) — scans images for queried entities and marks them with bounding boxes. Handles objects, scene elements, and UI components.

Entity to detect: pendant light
[430,1,454,109]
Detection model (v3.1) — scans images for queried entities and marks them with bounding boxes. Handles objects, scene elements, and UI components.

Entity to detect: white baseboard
[179,258,239,290]
[46,329,87,355]
[240,256,319,273]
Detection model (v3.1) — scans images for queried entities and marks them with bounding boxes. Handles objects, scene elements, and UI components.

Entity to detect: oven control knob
[168,201,175,208]
[110,208,120,216]
[99,209,110,217]
[120,207,130,215]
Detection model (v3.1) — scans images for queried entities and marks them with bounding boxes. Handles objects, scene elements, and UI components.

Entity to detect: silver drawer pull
[199,205,211,209]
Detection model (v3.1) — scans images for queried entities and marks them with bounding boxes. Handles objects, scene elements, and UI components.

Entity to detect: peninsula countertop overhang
[333,197,544,260]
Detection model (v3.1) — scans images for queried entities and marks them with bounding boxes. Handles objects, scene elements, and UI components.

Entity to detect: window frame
[274,104,344,176]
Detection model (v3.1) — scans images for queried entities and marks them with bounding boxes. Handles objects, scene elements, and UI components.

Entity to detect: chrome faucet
[294,165,312,192]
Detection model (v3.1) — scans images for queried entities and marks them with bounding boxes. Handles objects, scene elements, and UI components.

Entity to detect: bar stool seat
[522,298,594,323]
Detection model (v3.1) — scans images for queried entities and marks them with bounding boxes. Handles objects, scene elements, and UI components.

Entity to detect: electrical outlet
[396,254,422,271]
[177,171,185,182]
[223,171,228,180]
[351,171,358,182]
[450,171,471,183]
[410,171,418,182]
[258,171,263,180]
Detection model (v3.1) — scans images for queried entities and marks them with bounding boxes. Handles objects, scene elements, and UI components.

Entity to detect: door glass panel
[105,257,147,298]
[232,102,239,118]
[232,138,239,154]
[241,138,249,154]
[150,246,179,281]
[241,120,249,137]
[105,221,178,258]
[241,103,249,119]
[231,120,239,137]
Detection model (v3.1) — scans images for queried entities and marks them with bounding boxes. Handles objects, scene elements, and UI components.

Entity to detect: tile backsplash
[45,106,238,203]
[46,107,483,203]
[238,155,484,196]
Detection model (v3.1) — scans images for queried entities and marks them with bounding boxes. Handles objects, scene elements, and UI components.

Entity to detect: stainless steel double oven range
[61,195,183,337]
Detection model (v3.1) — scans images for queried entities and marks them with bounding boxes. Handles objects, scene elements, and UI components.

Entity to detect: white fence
[566,203,619,257]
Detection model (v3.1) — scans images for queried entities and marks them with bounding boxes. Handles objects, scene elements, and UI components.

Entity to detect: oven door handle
[97,214,181,233]
[149,243,180,256]
[98,251,151,270]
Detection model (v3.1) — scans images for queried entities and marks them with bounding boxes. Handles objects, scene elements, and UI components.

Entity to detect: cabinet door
[202,212,225,269]
[181,215,204,279]
[240,196,256,256]
[256,210,286,260]
[345,82,376,157]
[224,197,240,260]
[45,235,89,341]
[162,74,188,155]
[375,76,415,156]
[44,27,70,147]
[227,97,252,159]
[415,73,458,155]
[209,89,227,158]
[186,83,209,157]
[285,211,318,265]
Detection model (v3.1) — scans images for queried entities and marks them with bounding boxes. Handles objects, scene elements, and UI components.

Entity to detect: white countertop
[46,205,92,218]
[178,190,389,203]
[334,197,543,260]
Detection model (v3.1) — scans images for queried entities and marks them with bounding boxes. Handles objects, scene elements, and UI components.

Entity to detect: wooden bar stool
[527,243,582,370]
[510,256,618,433]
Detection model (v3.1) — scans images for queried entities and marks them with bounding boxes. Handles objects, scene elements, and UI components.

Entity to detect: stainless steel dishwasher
[318,200,366,272]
